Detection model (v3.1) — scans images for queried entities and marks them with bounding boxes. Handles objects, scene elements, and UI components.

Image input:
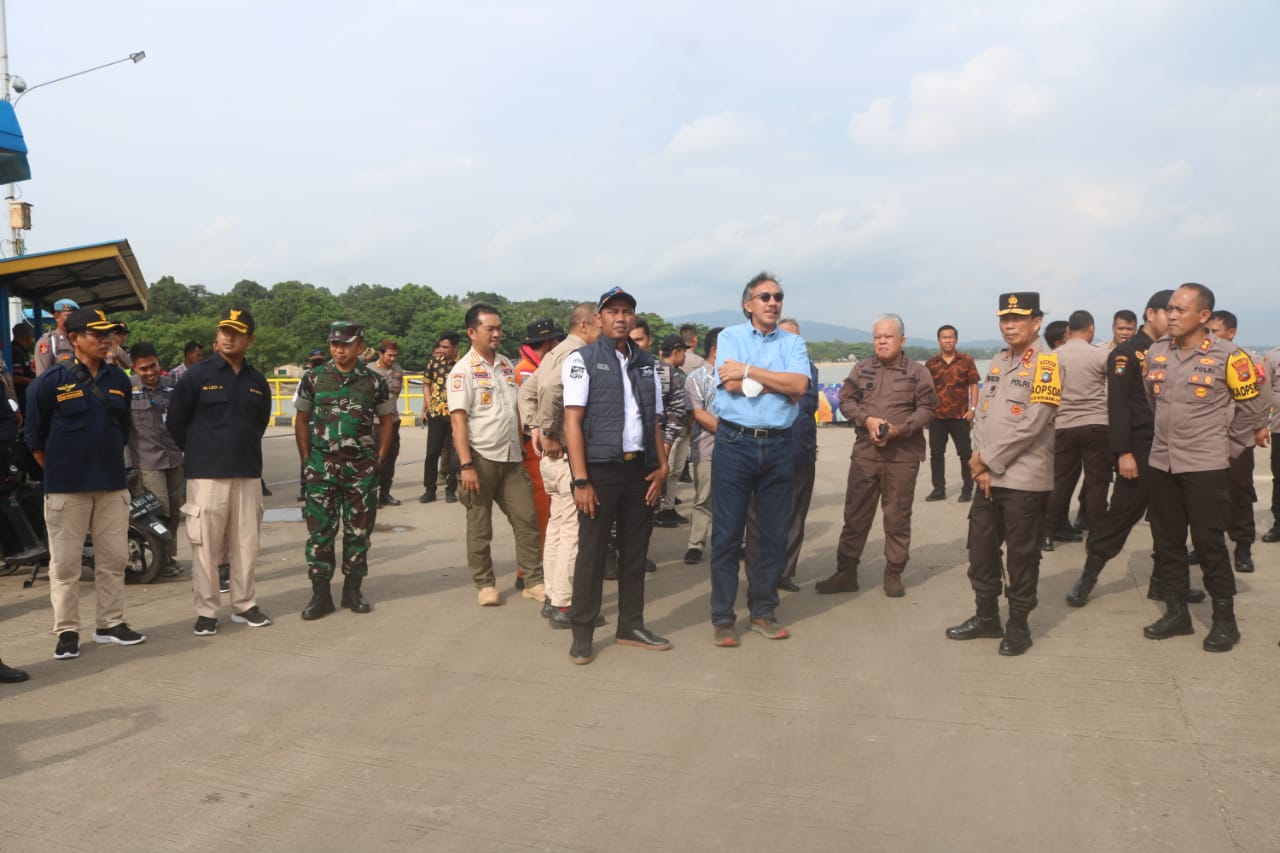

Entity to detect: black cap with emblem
[217,307,256,335]
[996,292,1043,317]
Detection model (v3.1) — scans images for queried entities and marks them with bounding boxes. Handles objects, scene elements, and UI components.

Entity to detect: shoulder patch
[1030,353,1061,406]
[1227,351,1261,401]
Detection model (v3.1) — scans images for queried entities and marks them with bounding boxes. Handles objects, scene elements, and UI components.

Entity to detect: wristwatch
[571,478,590,490]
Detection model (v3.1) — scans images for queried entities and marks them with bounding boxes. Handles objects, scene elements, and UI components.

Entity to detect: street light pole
[2,48,146,257]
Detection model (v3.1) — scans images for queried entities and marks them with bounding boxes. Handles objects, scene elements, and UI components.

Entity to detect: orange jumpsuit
[515,350,551,548]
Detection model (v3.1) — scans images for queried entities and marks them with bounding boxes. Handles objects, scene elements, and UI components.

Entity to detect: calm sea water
[815,358,992,422]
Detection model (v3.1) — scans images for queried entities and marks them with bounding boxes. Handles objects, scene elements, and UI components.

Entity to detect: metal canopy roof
[0,239,148,312]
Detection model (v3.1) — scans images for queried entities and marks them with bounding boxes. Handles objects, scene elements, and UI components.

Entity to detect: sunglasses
[753,291,784,303]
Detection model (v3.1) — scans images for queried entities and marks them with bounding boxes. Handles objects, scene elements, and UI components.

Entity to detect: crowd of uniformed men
[1,277,1277,680]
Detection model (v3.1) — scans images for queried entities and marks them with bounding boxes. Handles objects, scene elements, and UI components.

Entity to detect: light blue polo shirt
[713,321,811,429]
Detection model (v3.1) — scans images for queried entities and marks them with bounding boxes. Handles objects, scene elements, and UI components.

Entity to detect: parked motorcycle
[0,465,173,587]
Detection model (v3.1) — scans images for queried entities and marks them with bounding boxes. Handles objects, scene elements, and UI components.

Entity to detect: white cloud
[197,215,239,241]
[1176,214,1232,240]
[1062,178,1148,224]
[849,45,1053,155]
[482,214,570,258]
[664,112,763,160]
[646,198,904,279]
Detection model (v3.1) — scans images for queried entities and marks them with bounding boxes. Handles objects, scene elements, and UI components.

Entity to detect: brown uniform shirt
[1144,333,1268,474]
[973,339,1062,491]
[1264,346,1280,432]
[837,355,937,462]
[33,329,73,375]
[1053,338,1109,429]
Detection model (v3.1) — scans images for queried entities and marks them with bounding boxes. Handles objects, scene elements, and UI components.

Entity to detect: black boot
[301,577,336,621]
[341,574,371,613]
[1261,514,1280,543]
[1066,559,1104,608]
[1147,576,1206,603]
[1202,596,1240,653]
[999,609,1032,656]
[946,596,1003,640]
[1143,597,1193,640]
[1234,542,1255,573]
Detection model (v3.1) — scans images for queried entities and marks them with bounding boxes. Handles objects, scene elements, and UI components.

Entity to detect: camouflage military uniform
[295,362,395,579]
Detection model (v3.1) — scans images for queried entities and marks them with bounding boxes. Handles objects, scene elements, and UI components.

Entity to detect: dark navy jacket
[577,336,660,471]
[24,359,131,492]
[167,354,272,479]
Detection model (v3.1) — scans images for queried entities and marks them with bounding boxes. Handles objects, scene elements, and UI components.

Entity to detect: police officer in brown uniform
[946,292,1061,656]
[1262,344,1280,544]
[816,314,936,597]
[1141,284,1268,653]
[1204,310,1270,572]
[1041,310,1111,549]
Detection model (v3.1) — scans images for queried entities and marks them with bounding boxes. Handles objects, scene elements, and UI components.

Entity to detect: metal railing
[266,372,428,425]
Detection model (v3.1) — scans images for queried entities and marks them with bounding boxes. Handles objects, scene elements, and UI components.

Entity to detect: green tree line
[117,278,704,372]
[115,277,1002,372]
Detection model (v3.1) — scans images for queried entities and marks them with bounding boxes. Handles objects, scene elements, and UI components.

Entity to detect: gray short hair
[873,313,905,337]
[779,317,799,332]
[741,271,779,318]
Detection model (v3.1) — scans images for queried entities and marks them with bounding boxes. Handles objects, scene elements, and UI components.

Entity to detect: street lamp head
[130,52,146,63]
[10,76,27,94]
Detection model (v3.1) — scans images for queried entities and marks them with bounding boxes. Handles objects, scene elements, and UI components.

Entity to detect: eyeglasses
[80,330,113,340]
[753,291,784,303]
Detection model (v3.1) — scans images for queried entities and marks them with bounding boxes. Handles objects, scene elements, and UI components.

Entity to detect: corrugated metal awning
[0,239,148,312]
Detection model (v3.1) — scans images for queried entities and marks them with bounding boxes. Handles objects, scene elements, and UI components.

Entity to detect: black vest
[577,336,659,470]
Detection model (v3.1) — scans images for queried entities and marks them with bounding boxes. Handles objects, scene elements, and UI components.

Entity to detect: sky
[5,1,1279,345]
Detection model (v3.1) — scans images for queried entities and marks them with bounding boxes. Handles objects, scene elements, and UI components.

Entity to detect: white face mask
[741,376,764,398]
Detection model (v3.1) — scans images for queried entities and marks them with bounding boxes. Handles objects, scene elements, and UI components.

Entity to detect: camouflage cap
[328,321,364,343]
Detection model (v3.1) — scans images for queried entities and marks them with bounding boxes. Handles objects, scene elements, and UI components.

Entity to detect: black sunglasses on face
[754,292,784,303]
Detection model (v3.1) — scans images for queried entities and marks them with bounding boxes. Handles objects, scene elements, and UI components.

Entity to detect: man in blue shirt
[25,307,146,661]
[709,273,811,647]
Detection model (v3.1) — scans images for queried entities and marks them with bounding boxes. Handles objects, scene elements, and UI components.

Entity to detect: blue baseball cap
[53,298,79,312]
[597,286,636,311]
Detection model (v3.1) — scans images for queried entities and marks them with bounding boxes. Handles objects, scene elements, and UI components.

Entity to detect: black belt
[720,419,788,439]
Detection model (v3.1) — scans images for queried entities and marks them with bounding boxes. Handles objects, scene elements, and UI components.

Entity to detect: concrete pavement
[2,426,1278,851]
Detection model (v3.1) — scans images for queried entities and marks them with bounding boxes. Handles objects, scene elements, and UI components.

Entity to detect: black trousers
[1148,467,1234,599]
[570,459,654,642]
[1085,441,1151,570]
[1270,434,1280,516]
[423,416,457,491]
[1046,424,1111,534]
[1226,450,1256,545]
[928,419,973,491]
[967,487,1048,613]
[379,420,401,494]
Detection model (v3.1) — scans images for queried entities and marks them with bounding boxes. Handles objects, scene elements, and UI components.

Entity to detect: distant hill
[667,310,1004,349]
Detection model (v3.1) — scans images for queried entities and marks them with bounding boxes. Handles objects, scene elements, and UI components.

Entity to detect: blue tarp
[0,100,31,184]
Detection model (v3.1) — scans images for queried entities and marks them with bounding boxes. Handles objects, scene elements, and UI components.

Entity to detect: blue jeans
[709,427,794,625]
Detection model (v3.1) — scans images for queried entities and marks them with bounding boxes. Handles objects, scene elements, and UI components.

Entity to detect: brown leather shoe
[815,568,859,594]
[883,570,905,598]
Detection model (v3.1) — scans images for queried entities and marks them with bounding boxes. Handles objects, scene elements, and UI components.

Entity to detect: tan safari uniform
[517,333,588,609]
[448,348,543,591]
